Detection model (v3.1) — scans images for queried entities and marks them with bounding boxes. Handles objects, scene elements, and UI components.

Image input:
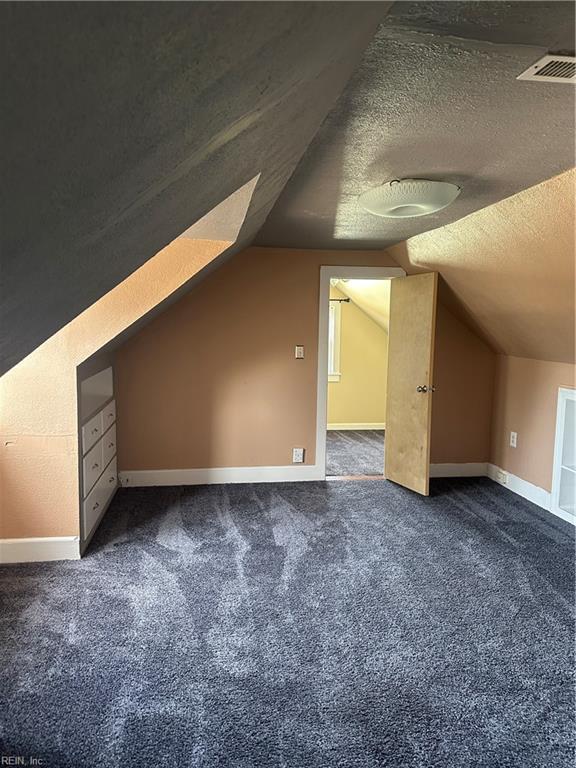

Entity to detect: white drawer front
[102,424,117,468]
[101,399,116,431]
[83,458,117,541]
[102,457,118,502]
[83,480,106,541]
[82,411,102,455]
[83,440,104,497]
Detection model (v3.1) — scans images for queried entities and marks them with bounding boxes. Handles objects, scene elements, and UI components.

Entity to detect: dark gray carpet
[1,478,574,768]
[326,429,384,476]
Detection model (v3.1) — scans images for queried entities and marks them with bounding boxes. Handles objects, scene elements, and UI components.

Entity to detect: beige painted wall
[431,303,496,464]
[490,356,576,491]
[0,239,231,539]
[327,286,388,425]
[116,247,495,472]
[115,248,400,470]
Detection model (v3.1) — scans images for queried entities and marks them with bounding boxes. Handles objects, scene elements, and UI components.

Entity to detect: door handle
[416,385,428,392]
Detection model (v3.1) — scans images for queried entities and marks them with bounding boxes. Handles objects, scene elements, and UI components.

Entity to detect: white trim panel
[328,422,386,431]
[328,299,342,381]
[119,464,324,488]
[0,536,80,564]
[551,387,576,524]
[429,462,488,478]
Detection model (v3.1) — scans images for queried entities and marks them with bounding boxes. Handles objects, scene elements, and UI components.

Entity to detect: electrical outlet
[510,431,517,448]
[292,447,305,464]
[295,345,304,359]
[495,469,508,485]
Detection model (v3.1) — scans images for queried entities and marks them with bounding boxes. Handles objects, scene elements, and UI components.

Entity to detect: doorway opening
[326,277,390,477]
[314,266,405,481]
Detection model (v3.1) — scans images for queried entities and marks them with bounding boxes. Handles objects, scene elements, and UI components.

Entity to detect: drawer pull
[109,476,115,483]
[92,463,99,470]
[93,502,100,511]
[107,413,114,419]
[91,427,99,435]
[108,442,114,448]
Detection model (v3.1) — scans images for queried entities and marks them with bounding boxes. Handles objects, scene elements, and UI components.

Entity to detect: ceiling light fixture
[358,178,461,218]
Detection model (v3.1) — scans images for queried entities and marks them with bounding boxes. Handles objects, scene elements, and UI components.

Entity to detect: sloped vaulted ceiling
[388,169,576,364]
[0,1,389,374]
[257,1,575,249]
[2,2,573,376]
[254,1,575,365]
[333,279,391,333]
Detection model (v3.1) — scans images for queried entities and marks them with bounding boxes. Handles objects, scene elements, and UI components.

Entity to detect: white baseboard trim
[485,463,573,523]
[119,464,325,488]
[430,462,574,527]
[487,462,553,511]
[0,536,80,564]
[430,462,488,478]
[120,462,573,528]
[327,423,385,431]
[549,505,576,526]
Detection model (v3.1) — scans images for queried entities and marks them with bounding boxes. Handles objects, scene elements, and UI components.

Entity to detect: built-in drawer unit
[102,424,117,468]
[83,439,104,496]
[83,458,117,542]
[79,387,118,544]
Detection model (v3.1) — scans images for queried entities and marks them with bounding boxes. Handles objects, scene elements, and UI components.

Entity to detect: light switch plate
[510,431,517,448]
[292,447,305,463]
[295,345,304,359]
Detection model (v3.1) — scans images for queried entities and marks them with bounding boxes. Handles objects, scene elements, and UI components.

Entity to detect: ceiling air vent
[517,55,576,84]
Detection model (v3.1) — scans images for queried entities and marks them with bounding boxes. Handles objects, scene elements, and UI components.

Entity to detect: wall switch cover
[295,345,304,359]
[292,447,305,463]
[510,431,517,448]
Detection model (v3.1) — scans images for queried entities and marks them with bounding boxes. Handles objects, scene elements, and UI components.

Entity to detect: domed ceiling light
[358,178,461,218]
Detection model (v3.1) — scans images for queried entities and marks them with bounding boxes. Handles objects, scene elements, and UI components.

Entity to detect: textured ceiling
[0,2,388,374]
[3,2,574,377]
[387,169,575,364]
[256,1,575,250]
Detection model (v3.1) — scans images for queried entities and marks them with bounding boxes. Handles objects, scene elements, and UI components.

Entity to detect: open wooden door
[385,272,437,495]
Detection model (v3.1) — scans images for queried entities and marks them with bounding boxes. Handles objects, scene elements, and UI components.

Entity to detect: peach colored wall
[0,239,231,539]
[490,356,576,491]
[430,304,495,463]
[115,248,400,470]
[116,246,495,472]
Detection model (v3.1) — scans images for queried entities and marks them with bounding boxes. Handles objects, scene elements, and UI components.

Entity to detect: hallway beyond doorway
[326,429,384,477]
